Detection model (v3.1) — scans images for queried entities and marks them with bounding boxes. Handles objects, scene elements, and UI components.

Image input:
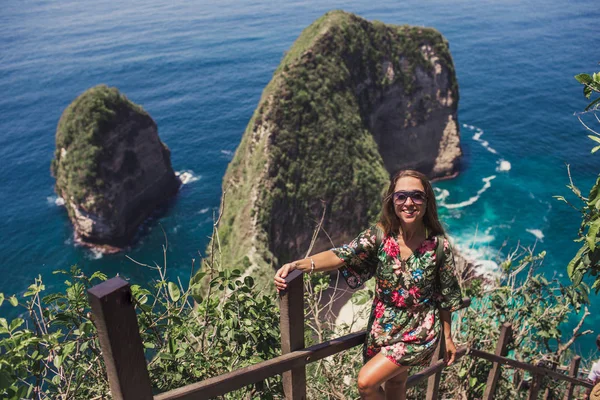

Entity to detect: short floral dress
[331,225,463,367]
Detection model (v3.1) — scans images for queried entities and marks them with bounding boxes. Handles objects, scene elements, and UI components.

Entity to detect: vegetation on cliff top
[218,10,458,280]
[51,85,150,210]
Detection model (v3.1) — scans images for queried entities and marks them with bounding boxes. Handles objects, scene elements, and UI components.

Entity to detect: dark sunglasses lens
[393,191,426,204]
[393,193,408,204]
[412,193,426,204]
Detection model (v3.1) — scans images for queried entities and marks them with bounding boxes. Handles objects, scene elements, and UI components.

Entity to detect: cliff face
[212,11,461,282]
[51,85,180,251]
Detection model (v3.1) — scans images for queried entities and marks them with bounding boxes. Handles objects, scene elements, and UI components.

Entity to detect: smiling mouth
[402,209,417,216]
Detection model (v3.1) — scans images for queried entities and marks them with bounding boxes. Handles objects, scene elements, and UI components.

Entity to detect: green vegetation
[0,261,281,399]
[215,11,457,283]
[51,85,149,211]
[558,70,600,292]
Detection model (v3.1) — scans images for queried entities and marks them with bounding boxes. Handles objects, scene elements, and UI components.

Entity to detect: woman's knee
[357,369,379,394]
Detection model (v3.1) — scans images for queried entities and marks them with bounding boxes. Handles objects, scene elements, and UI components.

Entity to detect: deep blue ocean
[1,0,599,356]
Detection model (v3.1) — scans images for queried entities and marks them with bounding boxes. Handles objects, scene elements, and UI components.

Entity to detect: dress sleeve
[331,225,380,289]
[436,238,463,312]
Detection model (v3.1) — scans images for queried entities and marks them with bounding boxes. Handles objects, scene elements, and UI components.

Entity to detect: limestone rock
[51,85,180,251]
[208,11,461,283]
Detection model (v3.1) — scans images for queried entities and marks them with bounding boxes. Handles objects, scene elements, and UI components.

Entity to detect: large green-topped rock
[51,85,180,252]
[214,11,461,283]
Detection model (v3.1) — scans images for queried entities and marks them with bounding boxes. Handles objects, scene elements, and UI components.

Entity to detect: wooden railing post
[426,321,446,400]
[529,373,542,399]
[88,277,153,400]
[483,322,513,400]
[563,356,581,400]
[280,269,306,400]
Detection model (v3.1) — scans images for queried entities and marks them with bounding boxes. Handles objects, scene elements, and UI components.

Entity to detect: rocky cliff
[51,85,180,252]
[212,11,461,283]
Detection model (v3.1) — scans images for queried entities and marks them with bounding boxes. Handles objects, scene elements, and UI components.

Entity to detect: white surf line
[442,175,496,209]
[176,170,201,185]
[526,229,544,241]
[462,123,499,155]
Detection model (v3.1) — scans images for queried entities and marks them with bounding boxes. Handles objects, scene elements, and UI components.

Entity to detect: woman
[274,170,463,400]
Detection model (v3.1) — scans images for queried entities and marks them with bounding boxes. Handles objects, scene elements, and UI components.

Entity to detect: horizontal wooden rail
[155,331,366,400]
[468,348,593,389]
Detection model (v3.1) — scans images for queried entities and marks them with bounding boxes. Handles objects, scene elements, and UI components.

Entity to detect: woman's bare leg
[357,353,409,400]
[384,368,408,400]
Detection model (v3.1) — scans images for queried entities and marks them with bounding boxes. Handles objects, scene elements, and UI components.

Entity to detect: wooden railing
[87,273,593,400]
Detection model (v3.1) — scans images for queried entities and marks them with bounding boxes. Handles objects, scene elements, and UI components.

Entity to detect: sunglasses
[392,190,427,205]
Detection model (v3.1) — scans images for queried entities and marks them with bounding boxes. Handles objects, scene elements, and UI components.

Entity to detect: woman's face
[393,176,427,228]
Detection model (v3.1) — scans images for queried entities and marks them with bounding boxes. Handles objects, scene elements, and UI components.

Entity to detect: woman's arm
[273,250,344,292]
[439,309,457,365]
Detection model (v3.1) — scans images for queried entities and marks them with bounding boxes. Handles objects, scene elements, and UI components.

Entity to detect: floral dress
[331,225,463,367]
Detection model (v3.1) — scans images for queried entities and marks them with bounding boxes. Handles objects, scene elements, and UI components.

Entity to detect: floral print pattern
[331,225,463,366]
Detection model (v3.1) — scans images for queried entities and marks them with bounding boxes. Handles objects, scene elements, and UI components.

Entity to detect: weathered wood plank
[563,356,581,400]
[528,373,542,400]
[88,277,153,400]
[280,267,306,400]
[154,331,366,400]
[468,349,593,389]
[426,326,446,400]
[483,322,513,400]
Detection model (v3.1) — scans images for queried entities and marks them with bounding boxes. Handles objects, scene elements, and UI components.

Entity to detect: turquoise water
[1,0,599,355]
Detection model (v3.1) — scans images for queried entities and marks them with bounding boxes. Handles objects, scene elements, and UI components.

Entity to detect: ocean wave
[440,175,496,210]
[496,159,511,172]
[176,170,201,185]
[526,228,544,241]
[86,249,103,260]
[220,149,234,159]
[450,235,501,280]
[47,196,65,206]
[463,123,498,154]
[198,207,210,214]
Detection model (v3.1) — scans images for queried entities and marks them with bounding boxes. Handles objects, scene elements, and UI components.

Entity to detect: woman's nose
[404,196,415,206]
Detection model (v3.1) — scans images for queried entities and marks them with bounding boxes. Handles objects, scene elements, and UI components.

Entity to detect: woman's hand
[274,261,299,292]
[444,336,457,366]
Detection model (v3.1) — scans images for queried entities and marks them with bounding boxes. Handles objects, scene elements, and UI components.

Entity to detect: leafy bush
[0,257,282,399]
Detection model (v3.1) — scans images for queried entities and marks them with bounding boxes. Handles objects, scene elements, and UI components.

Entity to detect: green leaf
[585,96,600,111]
[0,293,3,307]
[167,282,180,302]
[190,283,203,304]
[8,296,17,307]
[159,352,175,361]
[9,318,23,332]
[587,219,600,251]
[592,145,600,154]
[588,135,600,144]
[575,73,593,84]
[0,318,7,330]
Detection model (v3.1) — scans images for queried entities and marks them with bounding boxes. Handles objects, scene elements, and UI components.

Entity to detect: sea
[1,0,599,357]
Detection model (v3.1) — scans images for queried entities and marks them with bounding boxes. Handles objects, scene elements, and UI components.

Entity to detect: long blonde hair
[379,170,445,237]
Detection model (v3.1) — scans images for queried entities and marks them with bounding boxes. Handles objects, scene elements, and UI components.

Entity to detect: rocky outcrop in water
[51,85,180,252]
[206,10,461,283]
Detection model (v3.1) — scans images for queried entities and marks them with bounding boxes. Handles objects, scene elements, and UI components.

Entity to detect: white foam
[496,159,511,172]
[221,149,233,157]
[434,187,450,203]
[450,237,501,280]
[176,170,200,185]
[198,207,210,214]
[526,229,544,241]
[472,127,498,154]
[440,176,496,210]
[87,249,103,260]
[47,196,65,206]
